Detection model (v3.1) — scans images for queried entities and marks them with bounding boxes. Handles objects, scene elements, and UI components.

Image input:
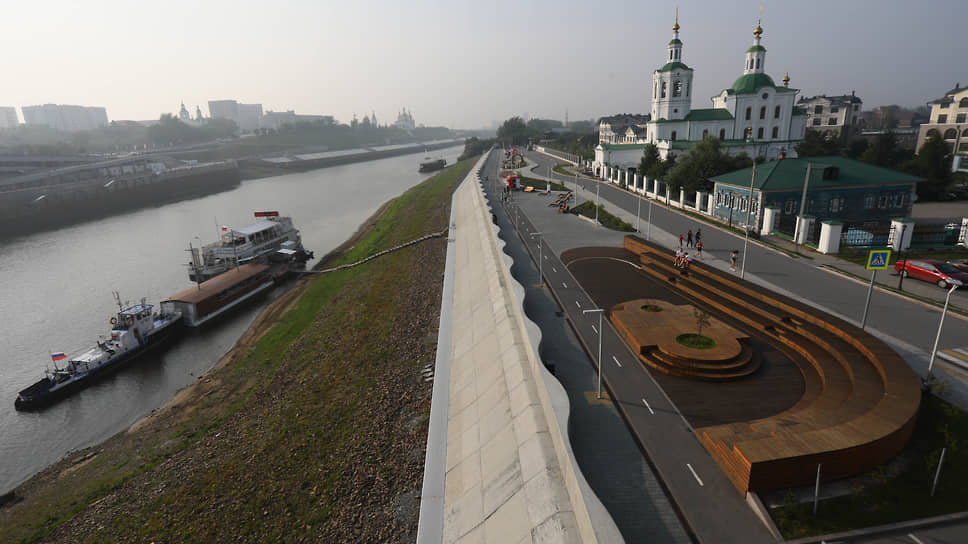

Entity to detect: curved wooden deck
[621,236,921,494]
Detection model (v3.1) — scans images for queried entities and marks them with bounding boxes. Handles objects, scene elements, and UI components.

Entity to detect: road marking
[686,464,704,486]
[591,325,598,334]
[562,282,568,288]
[908,534,924,544]
[612,355,622,367]
[552,267,557,273]
[544,255,548,260]
[641,398,654,414]
[575,300,581,309]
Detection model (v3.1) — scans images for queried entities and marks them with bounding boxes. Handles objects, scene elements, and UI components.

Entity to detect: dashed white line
[591,325,598,334]
[908,534,924,544]
[686,464,704,486]
[641,398,654,414]
[544,255,548,260]
[552,267,557,273]
[562,282,568,288]
[575,300,581,309]
[612,355,622,367]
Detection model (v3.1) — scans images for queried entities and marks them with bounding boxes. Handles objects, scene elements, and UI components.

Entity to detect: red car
[894,259,968,288]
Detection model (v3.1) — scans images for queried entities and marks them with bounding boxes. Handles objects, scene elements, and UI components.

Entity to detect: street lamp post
[647,197,654,241]
[595,183,600,224]
[636,196,641,232]
[741,162,758,279]
[928,281,961,377]
[530,231,543,286]
[583,308,605,399]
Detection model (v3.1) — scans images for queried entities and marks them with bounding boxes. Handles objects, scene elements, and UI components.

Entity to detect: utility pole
[795,163,812,253]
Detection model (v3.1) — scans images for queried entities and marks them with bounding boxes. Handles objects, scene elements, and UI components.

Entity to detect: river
[0,146,463,493]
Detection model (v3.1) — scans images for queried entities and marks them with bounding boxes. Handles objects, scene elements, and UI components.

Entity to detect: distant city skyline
[2,0,965,129]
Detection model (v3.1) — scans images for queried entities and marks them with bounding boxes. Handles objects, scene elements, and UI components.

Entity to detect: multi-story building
[21,104,108,132]
[0,107,19,128]
[594,15,806,175]
[207,100,265,133]
[916,83,968,157]
[207,100,241,128]
[260,110,335,131]
[797,92,863,145]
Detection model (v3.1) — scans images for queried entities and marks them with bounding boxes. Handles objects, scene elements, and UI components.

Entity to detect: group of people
[677,228,704,260]
[558,202,569,213]
[674,246,694,271]
[672,227,741,273]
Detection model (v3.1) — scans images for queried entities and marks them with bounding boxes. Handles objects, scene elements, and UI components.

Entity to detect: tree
[639,143,663,180]
[694,308,711,336]
[860,131,905,168]
[845,138,869,159]
[796,130,839,157]
[906,133,952,200]
[497,116,531,146]
[666,136,751,193]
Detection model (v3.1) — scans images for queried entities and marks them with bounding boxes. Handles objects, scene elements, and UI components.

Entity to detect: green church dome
[730,72,776,94]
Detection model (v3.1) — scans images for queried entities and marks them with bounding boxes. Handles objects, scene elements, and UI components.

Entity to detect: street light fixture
[741,161,757,279]
[583,308,605,399]
[595,183,601,224]
[530,231,544,286]
[928,280,961,377]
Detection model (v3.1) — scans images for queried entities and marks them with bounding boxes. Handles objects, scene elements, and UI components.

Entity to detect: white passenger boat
[188,211,312,283]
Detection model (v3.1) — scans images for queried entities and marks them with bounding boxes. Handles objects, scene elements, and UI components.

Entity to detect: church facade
[593,16,807,176]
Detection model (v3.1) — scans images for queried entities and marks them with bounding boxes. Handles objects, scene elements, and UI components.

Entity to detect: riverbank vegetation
[0,159,474,543]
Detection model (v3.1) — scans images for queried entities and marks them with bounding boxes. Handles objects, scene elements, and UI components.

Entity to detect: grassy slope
[0,158,475,543]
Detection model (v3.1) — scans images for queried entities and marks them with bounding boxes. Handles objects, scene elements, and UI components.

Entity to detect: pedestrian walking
[679,233,684,247]
[696,240,703,259]
[729,250,738,272]
[686,229,694,248]
[695,228,702,244]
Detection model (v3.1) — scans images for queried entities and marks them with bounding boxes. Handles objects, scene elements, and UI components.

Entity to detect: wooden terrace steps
[622,236,921,493]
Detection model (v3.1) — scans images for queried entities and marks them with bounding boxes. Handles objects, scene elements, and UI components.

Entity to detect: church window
[673,80,682,97]
[944,128,957,139]
[772,127,779,139]
[938,114,947,123]
[685,83,689,97]
[745,107,752,120]
[719,129,726,140]
[762,93,769,100]
[814,105,823,114]
[960,98,968,108]
[757,127,764,139]
[755,58,760,69]
[670,50,673,60]
[760,106,766,119]
[661,82,667,98]
[654,82,657,97]
[775,105,781,119]
[671,131,677,141]
[957,113,967,123]
[828,117,837,125]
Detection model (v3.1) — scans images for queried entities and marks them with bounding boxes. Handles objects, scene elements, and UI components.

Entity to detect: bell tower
[651,10,693,121]
[743,14,767,75]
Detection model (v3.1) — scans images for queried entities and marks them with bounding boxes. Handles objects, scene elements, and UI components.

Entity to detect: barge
[163,263,276,328]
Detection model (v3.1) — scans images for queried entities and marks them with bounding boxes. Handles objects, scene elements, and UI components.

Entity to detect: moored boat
[162,263,276,328]
[14,295,183,411]
[418,157,446,173]
[188,211,312,283]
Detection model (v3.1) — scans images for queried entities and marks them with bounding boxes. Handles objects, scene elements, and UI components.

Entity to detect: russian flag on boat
[51,352,67,361]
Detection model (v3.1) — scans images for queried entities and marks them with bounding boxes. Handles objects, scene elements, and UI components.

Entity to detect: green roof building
[708,156,923,237]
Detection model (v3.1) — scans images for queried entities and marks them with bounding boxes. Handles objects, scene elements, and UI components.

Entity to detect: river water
[0,146,463,493]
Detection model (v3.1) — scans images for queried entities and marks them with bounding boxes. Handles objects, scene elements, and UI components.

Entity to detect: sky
[2,0,965,129]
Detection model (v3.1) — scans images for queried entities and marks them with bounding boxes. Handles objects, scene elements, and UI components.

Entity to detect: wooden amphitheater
[615,235,922,495]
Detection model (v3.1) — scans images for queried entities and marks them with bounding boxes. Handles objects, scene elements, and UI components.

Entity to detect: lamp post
[741,162,758,279]
[583,308,605,399]
[595,183,601,224]
[636,196,642,232]
[928,281,961,377]
[647,196,654,241]
[897,223,908,291]
[794,163,812,253]
[530,231,543,286]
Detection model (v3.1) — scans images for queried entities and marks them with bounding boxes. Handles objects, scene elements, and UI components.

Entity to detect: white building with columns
[594,15,807,176]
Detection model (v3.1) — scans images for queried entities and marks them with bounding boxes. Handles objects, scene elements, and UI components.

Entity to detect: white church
[593,16,807,177]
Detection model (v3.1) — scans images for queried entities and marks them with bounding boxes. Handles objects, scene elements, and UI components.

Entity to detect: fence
[841,223,894,248]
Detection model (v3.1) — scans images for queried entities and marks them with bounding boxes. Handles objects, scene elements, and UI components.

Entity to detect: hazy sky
[3,0,965,129]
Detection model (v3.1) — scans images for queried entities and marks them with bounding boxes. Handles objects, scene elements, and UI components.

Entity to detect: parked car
[947,259,968,274]
[894,259,968,288]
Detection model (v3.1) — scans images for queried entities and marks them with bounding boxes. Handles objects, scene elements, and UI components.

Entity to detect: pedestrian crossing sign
[866,249,891,270]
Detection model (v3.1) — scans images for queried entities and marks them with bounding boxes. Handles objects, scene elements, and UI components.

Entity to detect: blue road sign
[866,249,891,270]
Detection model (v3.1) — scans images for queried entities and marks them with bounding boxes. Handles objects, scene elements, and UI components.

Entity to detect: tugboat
[14,294,183,411]
[187,211,312,283]
[418,156,447,173]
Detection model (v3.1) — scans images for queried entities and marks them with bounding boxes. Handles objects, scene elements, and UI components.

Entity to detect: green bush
[569,201,635,232]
